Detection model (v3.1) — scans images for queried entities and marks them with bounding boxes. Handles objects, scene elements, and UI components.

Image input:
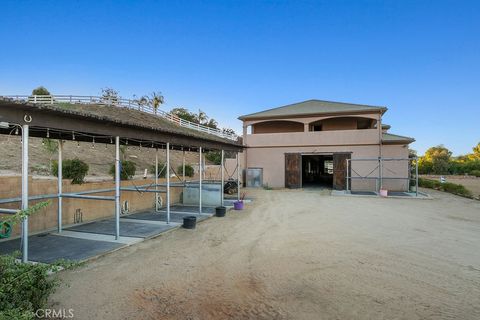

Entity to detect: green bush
[110,160,136,180]
[149,163,167,178]
[0,202,72,320]
[52,158,89,184]
[31,86,50,95]
[177,164,194,177]
[205,151,221,165]
[0,253,58,319]
[470,170,480,177]
[418,178,473,198]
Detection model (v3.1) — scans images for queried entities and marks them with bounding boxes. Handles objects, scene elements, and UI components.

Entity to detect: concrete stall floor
[158,204,216,214]
[65,218,177,238]
[123,210,212,223]
[0,233,124,263]
[333,190,430,198]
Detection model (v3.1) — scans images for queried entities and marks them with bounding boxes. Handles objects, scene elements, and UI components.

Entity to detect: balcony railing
[2,94,238,141]
[245,129,380,146]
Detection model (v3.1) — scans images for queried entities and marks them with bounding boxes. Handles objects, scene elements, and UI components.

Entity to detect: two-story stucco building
[239,99,414,191]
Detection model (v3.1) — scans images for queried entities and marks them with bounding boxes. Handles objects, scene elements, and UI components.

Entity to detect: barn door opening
[302,155,333,188]
[333,153,351,190]
[285,153,301,188]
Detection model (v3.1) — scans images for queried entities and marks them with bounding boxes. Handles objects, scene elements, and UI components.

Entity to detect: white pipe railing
[2,94,238,141]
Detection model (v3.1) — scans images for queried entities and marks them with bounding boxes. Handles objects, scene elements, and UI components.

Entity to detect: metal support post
[199,146,202,214]
[378,157,383,191]
[155,148,159,212]
[221,149,224,206]
[21,125,29,263]
[115,136,120,240]
[57,140,63,233]
[415,157,419,197]
[182,149,186,182]
[346,159,349,191]
[237,152,240,201]
[166,142,171,224]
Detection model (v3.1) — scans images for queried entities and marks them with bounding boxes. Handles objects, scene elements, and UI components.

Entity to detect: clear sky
[1,0,479,155]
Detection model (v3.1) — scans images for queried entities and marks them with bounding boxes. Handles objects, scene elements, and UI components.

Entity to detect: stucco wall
[0,177,182,238]
[244,144,409,191]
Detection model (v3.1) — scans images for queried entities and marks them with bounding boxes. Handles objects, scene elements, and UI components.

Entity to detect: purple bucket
[233,201,244,210]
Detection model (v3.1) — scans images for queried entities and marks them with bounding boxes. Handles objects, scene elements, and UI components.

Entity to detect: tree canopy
[31,86,50,95]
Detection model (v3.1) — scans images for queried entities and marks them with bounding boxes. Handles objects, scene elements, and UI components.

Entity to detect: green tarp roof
[239,99,387,120]
[382,133,415,143]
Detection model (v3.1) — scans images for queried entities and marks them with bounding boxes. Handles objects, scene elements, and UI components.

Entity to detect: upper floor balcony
[243,116,381,147]
[244,128,380,147]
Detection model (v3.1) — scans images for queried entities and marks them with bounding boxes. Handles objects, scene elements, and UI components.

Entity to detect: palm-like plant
[197,109,208,125]
[150,91,164,114]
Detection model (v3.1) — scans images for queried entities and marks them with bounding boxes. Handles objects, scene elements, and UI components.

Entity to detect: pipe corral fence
[0,96,243,262]
[346,157,419,195]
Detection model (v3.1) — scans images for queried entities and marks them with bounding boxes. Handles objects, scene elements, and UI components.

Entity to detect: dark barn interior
[302,154,333,188]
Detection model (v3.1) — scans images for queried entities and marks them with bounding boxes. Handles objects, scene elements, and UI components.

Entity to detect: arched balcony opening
[308,117,377,132]
[251,120,304,134]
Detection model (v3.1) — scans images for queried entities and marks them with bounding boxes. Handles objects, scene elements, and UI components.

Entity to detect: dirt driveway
[50,189,480,319]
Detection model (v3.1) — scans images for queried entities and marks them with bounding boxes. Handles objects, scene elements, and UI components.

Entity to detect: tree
[422,145,452,174]
[196,110,208,125]
[149,91,164,114]
[134,95,149,110]
[472,142,480,160]
[32,86,50,95]
[101,87,119,104]
[206,119,218,129]
[171,108,198,123]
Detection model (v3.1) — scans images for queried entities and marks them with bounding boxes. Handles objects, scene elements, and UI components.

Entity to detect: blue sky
[1,0,479,155]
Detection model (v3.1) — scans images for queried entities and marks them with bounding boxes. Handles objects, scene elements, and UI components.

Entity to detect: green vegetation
[418,178,473,198]
[0,202,75,320]
[205,151,222,165]
[31,86,50,95]
[149,163,167,178]
[178,164,194,177]
[110,160,136,180]
[52,158,89,184]
[418,143,480,175]
[41,139,58,174]
[170,107,236,134]
[470,170,480,177]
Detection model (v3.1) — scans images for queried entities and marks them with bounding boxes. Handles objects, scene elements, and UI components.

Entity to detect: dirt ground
[424,175,480,198]
[50,189,480,320]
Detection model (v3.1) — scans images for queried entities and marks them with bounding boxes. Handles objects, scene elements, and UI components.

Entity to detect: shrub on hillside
[177,164,194,177]
[110,160,136,180]
[52,158,89,184]
[31,86,50,96]
[149,163,167,178]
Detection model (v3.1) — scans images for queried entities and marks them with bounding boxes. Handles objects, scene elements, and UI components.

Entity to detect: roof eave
[239,107,387,121]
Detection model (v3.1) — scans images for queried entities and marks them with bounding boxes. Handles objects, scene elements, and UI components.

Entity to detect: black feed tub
[215,206,226,217]
[183,216,197,229]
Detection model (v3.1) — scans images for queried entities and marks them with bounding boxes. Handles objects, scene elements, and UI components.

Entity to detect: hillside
[0,135,210,180]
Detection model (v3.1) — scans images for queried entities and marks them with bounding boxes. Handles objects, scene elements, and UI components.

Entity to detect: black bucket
[215,206,226,217]
[183,216,197,229]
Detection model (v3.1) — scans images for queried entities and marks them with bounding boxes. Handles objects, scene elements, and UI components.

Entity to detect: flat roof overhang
[0,99,243,152]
